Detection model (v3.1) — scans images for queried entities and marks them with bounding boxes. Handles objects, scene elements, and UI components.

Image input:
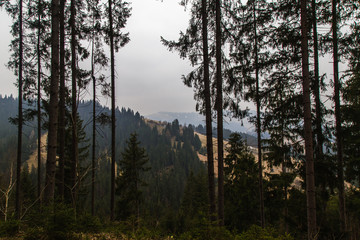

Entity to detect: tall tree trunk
[300,0,317,238]
[201,0,216,221]
[16,0,24,219]
[58,0,66,201]
[37,0,42,204]
[109,0,116,221]
[91,30,96,216]
[44,0,60,204]
[312,0,324,167]
[253,0,265,228]
[215,0,224,226]
[70,0,78,209]
[332,0,346,233]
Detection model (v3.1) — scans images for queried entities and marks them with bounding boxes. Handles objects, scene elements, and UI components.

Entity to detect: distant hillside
[146,111,258,146]
[146,111,255,133]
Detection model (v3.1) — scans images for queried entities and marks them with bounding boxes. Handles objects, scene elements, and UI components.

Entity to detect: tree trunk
[44,0,60,204]
[201,0,216,221]
[70,0,78,209]
[91,31,96,216]
[253,0,265,228]
[312,0,324,167]
[58,0,66,201]
[300,0,317,238]
[332,0,346,233]
[109,0,116,221]
[37,0,42,204]
[215,0,224,226]
[16,0,23,220]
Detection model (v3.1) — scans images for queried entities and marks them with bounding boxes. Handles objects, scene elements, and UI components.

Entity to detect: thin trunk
[300,0,317,238]
[253,0,265,228]
[280,100,288,233]
[332,0,346,233]
[58,0,66,201]
[91,29,96,216]
[215,0,224,226]
[109,0,116,221]
[312,0,324,165]
[70,0,78,209]
[201,0,216,221]
[44,0,60,204]
[37,2,42,204]
[3,163,14,222]
[16,0,23,219]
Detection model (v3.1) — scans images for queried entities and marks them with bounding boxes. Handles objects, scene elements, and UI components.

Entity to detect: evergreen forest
[0,0,359,239]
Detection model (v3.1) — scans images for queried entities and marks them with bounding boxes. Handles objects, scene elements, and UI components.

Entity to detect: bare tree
[0,162,15,222]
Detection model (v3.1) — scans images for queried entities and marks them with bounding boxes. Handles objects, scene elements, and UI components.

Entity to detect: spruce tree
[300,0,317,237]
[215,0,224,225]
[332,0,346,233]
[44,0,60,204]
[16,0,24,219]
[116,133,150,221]
[103,0,130,220]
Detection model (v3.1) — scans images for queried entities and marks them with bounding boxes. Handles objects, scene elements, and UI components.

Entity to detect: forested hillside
[0,96,207,223]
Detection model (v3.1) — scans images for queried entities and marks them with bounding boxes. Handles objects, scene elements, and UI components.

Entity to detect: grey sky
[0,0,198,115]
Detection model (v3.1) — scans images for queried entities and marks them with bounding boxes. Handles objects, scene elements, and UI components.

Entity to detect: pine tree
[26,0,50,204]
[161,0,217,221]
[332,0,346,233]
[116,133,150,221]
[300,0,317,237]
[103,0,130,220]
[215,0,224,226]
[58,0,66,201]
[16,0,24,219]
[224,133,259,230]
[70,0,79,209]
[44,0,60,204]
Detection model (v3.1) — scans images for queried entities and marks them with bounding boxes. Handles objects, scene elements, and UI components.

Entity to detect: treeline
[0,0,360,238]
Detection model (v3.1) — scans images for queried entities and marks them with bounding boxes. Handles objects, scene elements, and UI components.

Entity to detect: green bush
[235,225,294,240]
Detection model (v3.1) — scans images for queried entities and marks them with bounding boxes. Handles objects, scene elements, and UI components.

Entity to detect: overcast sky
[0,0,197,116]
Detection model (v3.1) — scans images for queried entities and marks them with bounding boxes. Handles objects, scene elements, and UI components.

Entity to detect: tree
[16,0,24,219]
[300,0,317,238]
[224,133,259,231]
[201,0,216,221]
[215,0,224,226]
[87,0,108,215]
[103,0,130,220]
[26,0,50,204]
[116,133,150,221]
[161,0,217,221]
[225,0,271,227]
[70,0,79,209]
[58,0,66,201]
[332,0,346,233]
[44,0,60,204]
